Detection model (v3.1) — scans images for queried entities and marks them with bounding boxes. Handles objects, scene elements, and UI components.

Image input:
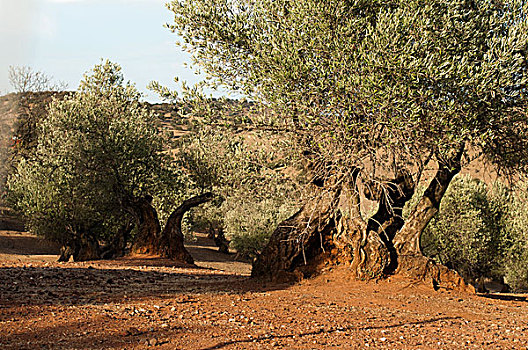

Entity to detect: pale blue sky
[0,0,211,101]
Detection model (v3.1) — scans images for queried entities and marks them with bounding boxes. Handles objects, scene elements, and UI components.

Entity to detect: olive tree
[8,61,206,262]
[177,123,301,259]
[168,0,528,287]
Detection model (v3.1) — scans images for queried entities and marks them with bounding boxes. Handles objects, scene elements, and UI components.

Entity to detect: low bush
[223,195,297,260]
[407,175,528,291]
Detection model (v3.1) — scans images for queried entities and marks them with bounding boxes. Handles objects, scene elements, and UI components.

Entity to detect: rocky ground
[1,230,527,349]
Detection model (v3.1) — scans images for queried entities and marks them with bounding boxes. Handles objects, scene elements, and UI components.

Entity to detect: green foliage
[420,176,506,281]
[176,120,302,258]
[7,60,179,245]
[168,0,528,182]
[408,175,528,291]
[224,196,297,260]
[500,183,528,291]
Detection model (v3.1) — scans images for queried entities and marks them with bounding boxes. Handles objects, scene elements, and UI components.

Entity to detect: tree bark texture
[253,154,473,291]
[158,192,213,263]
[130,195,162,255]
[252,183,341,281]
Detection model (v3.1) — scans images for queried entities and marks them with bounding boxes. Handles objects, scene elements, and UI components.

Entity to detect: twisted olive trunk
[158,192,213,263]
[253,151,472,291]
[129,193,212,263]
[130,195,162,255]
[393,150,463,256]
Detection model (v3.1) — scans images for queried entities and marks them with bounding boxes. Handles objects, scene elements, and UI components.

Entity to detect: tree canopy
[8,61,182,261]
[168,0,528,286]
[170,0,528,177]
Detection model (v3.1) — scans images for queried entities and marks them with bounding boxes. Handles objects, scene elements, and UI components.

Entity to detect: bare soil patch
[1,230,527,349]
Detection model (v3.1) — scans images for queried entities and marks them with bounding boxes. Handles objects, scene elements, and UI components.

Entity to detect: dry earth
[1,231,527,350]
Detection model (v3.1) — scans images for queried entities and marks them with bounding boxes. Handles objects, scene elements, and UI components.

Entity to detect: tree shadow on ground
[478,293,527,302]
[0,314,190,350]
[0,306,464,350]
[0,234,59,255]
[0,265,289,309]
[201,316,464,350]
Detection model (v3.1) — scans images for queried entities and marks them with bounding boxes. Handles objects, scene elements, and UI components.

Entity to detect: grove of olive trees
[4,1,528,292]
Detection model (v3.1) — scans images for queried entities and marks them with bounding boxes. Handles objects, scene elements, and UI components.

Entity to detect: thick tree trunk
[253,152,473,291]
[158,192,213,263]
[73,233,101,261]
[213,228,230,254]
[252,170,413,281]
[58,230,101,262]
[130,195,162,255]
[346,169,415,278]
[58,245,74,262]
[128,193,212,263]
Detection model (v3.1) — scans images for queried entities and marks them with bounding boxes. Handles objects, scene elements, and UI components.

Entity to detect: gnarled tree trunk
[253,151,473,291]
[130,195,162,255]
[393,149,470,290]
[58,230,101,262]
[158,192,213,263]
[252,183,340,281]
[57,193,212,263]
[128,193,212,264]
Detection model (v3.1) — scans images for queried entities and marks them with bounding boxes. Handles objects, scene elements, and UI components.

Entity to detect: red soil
[1,231,527,349]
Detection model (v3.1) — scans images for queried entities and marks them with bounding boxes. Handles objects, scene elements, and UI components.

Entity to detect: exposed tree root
[396,254,475,293]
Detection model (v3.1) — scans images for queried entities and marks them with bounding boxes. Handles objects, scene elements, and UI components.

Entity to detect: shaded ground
[1,231,527,349]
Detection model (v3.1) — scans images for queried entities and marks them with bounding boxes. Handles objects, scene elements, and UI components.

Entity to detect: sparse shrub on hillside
[6,67,69,163]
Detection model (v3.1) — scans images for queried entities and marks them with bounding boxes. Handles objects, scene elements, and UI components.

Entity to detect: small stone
[126,327,141,336]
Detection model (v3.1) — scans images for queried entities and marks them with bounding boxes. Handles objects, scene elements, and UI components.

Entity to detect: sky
[0,0,214,102]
